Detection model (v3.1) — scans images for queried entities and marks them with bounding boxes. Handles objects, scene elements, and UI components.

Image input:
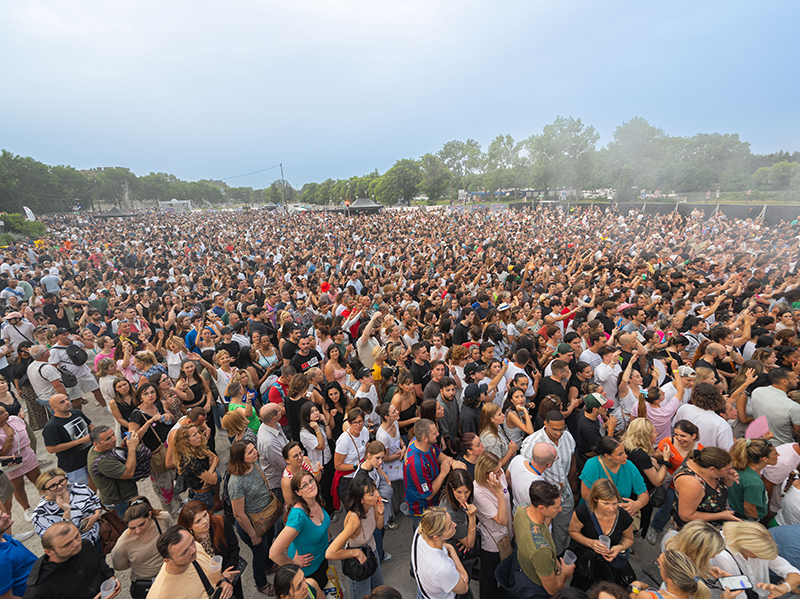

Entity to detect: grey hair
[30,345,49,360]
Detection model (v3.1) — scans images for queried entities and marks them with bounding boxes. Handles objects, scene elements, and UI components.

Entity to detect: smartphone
[719,576,753,591]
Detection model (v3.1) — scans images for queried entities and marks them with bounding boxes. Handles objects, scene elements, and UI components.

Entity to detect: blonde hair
[35,468,67,493]
[134,351,158,368]
[722,522,778,560]
[418,506,452,539]
[474,451,501,487]
[215,349,230,363]
[167,336,187,354]
[664,520,725,577]
[659,550,711,599]
[693,367,716,386]
[621,418,656,456]
[729,438,773,471]
[172,425,209,473]
[587,478,623,512]
[221,410,249,436]
[478,403,500,438]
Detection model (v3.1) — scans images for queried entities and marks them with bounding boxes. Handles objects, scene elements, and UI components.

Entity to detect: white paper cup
[100,579,116,599]
[209,555,223,573]
[599,535,611,549]
[563,550,577,565]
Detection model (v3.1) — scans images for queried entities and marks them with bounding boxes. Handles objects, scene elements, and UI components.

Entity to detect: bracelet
[468,526,477,531]
[782,582,792,594]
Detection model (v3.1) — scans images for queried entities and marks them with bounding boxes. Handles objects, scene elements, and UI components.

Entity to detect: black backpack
[66,343,88,366]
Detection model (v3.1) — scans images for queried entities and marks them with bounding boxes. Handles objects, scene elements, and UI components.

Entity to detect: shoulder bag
[248,466,282,537]
[341,539,379,582]
[134,409,168,475]
[38,362,77,388]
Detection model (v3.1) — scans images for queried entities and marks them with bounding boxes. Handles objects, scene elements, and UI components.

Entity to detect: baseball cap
[584,392,613,409]
[464,383,488,399]
[220,326,233,335]
[356,367,373,380]
[53,327,69,336]
[554,343,573,356]
[677,365,696,378]
[5,312,22,320]
[464,362,486,377]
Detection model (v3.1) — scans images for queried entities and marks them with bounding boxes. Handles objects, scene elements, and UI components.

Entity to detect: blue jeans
[105,502,130,519]
[349,562,383,599]
[373,527,385,562]
[236,522,275,589]
[67,467,90,486]
[189,487,214,510]
[651,487,676,533]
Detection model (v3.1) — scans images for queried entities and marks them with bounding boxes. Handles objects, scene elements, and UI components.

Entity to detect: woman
[226,381,260,433]
[709,522,800,596]
[727,437,777,520]
[0,404,40,519]
[93,336,115,372]
[457,433,485,481]
[221,409,257,445]
[256,336,281,381]
[473,451,512,599]
[273,564,323,599]
[109,376,138,434]
[161,336,188,380]
[630,360,684,442]
[673,446,740,529]
[324,344,348,387]
[172,424,219,510]
[282,441,318,507]
[502,387,533,448]
[580,437,650,521]
[13,342,48,431]
[176,357,215,449]
[440,469,479,599]
[179,499,243,599]
[629,549,713,599]
[648,420,702,544]
[110,496,173,599]
[411,506,470,599]
[32,468,102,552]
[228,439,278,595]
[129,382,179,515]
[478,403,517,469]
[375,402,405,513]
[286,373,310,443]
[132,351,167,388]
[270,470,332,591]
[333,407,370,509]
[299,402,334,512]
[151,371,182,416]
[777,467,800,526]
[115,339,139,383]
[326,477,386,597]
[568,479,635,590]
[391,372,419,439]
[322,381,347,441]
[620,418,670,539]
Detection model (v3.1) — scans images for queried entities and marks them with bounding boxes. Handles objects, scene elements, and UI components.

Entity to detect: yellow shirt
[146,543,220,599]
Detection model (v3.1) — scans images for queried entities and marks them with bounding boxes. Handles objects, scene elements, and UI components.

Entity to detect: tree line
[1,116,799,214]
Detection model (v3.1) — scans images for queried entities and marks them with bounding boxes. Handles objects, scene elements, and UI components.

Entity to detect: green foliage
[374,159,421,204]
[419,154,451,204]
[0,212,47,238]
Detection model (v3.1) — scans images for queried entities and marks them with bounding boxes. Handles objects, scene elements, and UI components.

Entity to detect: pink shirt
[630,395,680,443]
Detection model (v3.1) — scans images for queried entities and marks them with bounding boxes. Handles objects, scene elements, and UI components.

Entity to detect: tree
[604,117,669,196]
[419,154,452,204]
[374,159,421,204]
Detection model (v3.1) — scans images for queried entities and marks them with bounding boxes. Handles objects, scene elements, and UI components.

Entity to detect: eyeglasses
[351,419,364,425]
[298,480,316,491]
[44,478,68,492]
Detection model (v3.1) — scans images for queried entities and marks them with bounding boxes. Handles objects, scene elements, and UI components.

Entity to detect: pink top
[0,415,38,479]
[94,351,114,372]
[630,395,680,443]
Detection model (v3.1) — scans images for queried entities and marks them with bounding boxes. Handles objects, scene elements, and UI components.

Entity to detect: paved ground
[9,397,667,599]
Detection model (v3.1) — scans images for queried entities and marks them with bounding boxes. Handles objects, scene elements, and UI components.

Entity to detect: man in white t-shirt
[354,367,380,427]
[673,400,734,450]
[661,365,696,405]
[752,369,800,447]
[507,443,557,510]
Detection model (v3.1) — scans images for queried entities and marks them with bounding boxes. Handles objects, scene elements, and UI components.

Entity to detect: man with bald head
[24,521,119,599]
[508,442,558,510]
[694,342,728,391]
[256,403,288,499]
[42,393,95,489]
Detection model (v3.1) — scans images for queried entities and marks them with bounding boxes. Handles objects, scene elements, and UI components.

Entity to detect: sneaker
[646,527,659,546]
[382,552,393,563]
[13,531,34,542]
[23,509,33,523]
[387,519,399,530]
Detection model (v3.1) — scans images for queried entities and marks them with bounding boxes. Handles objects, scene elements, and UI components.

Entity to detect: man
[216,326,240,362]
[694,342,728,392]
[27,345,67,412]
[0,510,38,599]
[48,328,104,408]
[0,279,24,307]
[83,309,108,337]
[752,369,800,447]
[452,307,475,346]
[593,346,622,401]
[422,360,447,401]
[404,418,463,528]
[280,325,302,366]
[409,343,431,402]
[521,409,578,555]
[267,365,294,434]
[288,334,323,374]
[578,331,606,370]
[460,383,486,435]
[40,293,69,329]
[436,377,460,456]
[148,525,236,599]
[534,359,569,413]
[621,308,646,335]
[682,316,707,358]
[509,481,574,596]
[1,311,34,354]
[507,442,557,510]
[575,392,616,474]
[354,367,380,427]
[565,361,592,437]
[355,312,382,369]
[87,426,142,518]
[23,521,119,599]
[43,394,94,487]
[256,404,289,501]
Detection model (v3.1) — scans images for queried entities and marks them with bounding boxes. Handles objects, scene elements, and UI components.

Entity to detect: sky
[1,0,799,190]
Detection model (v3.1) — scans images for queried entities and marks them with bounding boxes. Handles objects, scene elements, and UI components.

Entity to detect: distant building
[158,198,193,212]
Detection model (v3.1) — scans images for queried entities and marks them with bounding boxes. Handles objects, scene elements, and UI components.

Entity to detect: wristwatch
[628,584,642,594]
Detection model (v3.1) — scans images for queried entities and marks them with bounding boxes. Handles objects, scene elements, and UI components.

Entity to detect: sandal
[258,582,276,596]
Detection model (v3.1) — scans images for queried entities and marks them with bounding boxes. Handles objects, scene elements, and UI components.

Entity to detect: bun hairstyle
[690,446,732,470]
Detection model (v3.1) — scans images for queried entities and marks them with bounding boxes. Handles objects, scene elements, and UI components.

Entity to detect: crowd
[2,204,800,599]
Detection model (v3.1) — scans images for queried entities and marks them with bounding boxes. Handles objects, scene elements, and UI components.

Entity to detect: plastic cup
[599,535,611,549]
[100,579,116,599]
[563,550,577,565]
[209,555,223,573]
[311,460,321,474]
[399,502,410,516]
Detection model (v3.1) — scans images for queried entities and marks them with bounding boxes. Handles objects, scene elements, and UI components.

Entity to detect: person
[576,392,616,474]
[710,521,800,596]
[47,328,106,409]
[269,471,332,591]
[439,469,479,599]
[502,387,533,448]
[663,520,727,583]
[273,563,323,599]
[580,437,650,521]
[674,382,734,450]
[326,477,386,598]
[472,451,512,599]
[478,403,517,469]
[508,442,557,508]
[172,424,218,510]
[391,371,419,439]
[568,478,635,590]
[333,407,370,509]
[647,420,702,545]
[727,437,777,521]
[375,402,405,515]
[672,446,740,529]
[298,402,334,511]
[630,361,684,443]
[281,441,317,507]
[221,409,257,445]
[27,345,67,414]
[110,496,174,599]
[108,376,138,435]
[511,480,575,597]
[23,521,120,599]
[460,382,486,436]
[42,393,94,487]
[225,381,260,434]
[457,433,485,480]
[0,509,38,599]
[628,549,713,599]
[0,404,40,520]
[147,524,238,599]
[178,500,243,599]
[410,506,470,599]
[226,439,277,595]
[751,369,800,447]
[32,468,102,552]
[86,425,142,518]
[257,403,289,501]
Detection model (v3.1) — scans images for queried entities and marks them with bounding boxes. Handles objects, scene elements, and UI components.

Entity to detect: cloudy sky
[1,0,798,188]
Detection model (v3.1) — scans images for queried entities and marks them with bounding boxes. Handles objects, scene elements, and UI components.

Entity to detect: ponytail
[729,438,772,471]
[659,549,711,599]
[784,469,800,497]
[638,393,648,419]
